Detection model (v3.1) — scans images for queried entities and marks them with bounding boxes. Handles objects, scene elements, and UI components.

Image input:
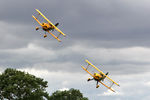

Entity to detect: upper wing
[85,59,120,86]
[35,9,66,37]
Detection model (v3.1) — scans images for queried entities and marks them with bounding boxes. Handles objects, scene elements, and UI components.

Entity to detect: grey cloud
[1,43,150,75]
[0,0,150,48]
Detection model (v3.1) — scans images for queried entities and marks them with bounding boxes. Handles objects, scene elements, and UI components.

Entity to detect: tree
[0,68,50,100]
[49,88,88,100]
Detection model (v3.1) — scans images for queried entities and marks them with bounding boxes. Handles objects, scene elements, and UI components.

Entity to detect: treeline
[0,68,88,100]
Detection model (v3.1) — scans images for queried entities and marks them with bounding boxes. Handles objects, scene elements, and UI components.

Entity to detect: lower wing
[47,31,61,42]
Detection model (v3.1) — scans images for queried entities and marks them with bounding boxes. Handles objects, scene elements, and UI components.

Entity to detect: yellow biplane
[81,59,120,92]
[32,9,66,42]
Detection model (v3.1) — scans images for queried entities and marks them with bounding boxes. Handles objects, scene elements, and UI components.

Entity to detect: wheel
[96,85,99,88]
[36,27,39,30]
[44,34,47,38]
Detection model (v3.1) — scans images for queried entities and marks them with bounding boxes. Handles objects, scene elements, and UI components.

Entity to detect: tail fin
[105,72,109,75]
[55,23,59,27]
[102,72,109,81]
[51,23,59,31]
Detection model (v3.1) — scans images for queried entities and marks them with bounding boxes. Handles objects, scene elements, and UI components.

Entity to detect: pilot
[94,73,102,80]
[42,23,49,30]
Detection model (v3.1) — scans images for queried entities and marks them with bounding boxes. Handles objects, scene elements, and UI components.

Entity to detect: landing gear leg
[44,32,47,38]
[96,81,99,88]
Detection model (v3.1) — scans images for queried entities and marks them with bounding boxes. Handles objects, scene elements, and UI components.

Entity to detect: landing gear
[44,34,47,38]
[96,81,99,88]
[96,85,99,88]
[36,27,39,30]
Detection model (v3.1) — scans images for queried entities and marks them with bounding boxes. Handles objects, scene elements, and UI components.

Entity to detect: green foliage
[49,88,88,100]
[0,68,50,100]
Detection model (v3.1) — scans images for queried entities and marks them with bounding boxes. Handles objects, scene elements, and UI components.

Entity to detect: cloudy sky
[0,0,150,99]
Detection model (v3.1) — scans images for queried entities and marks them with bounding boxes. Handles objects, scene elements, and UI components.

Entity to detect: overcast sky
[0,0,150,100]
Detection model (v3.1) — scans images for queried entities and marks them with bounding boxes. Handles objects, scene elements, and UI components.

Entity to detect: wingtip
[85,59,88,62]
[58,39,61,42]
[35,9,40,12]
[81,66,86,70]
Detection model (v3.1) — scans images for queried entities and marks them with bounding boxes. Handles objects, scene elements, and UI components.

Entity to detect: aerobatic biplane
[32,9,66,42]
[81,59,120,92]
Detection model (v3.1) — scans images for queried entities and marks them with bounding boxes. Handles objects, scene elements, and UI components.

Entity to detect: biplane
[81,59,120,92]
[32,9,66,42]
